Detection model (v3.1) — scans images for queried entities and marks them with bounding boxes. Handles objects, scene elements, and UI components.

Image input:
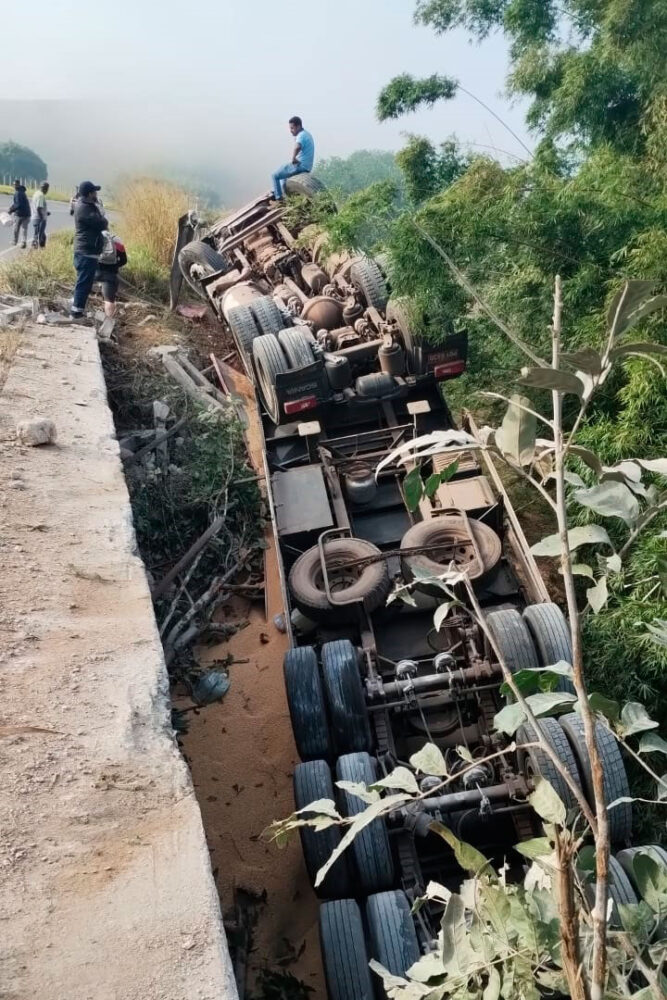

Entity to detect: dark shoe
[20,242,26,249]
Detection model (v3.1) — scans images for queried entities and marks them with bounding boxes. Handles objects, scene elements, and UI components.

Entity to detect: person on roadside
[7,179,31,248]
[271,116,315,202]
[71,181,108,319]
[31,182,50,249]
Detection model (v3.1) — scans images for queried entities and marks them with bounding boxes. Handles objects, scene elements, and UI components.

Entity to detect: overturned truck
[171,181,651,1000]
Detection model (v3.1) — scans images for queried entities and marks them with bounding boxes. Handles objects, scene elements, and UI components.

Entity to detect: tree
[396,135,470,204]
[0,141,47,182]
[316,149,403,200]
[379,1,667,155]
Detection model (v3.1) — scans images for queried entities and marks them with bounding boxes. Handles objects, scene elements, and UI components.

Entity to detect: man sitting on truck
[271,116,315,201]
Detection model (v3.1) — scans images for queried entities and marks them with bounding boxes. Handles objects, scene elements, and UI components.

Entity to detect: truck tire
[401,519,502,587]
[320,899,374,1000]
[366,891,420,977]
[486,609,539,673]
[386,297,423,374]
[227,304,260,360]
[581,855,638,928]
[178,240,231,299]
[250,295,285,337]
[285,174,327,198]
[321,640,371,754]
[283,646,330,761]
[559,713,632,844]
[517,717,583,812]
[278,328,316,369]
[523,604,575,694]
[336,753,394,892]
[253,333,289,423]
[294,760,352,899]
[288,538,391,622]
[616,845,667,894]
[350,257,389,312]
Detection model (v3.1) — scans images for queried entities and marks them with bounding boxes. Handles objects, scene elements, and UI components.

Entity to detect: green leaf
[560,347,602,375]
[566,563,594,579]
[483,967,501,1000]
[424,472,442,498]
[609,340,667,363]
[314,792,410,887]
[574,481,639,525]
[456,745,474,763]
[405,951,446,984]
[495,393,537,466]
[632,854,667,911]
[588,692,620,723]
[436,458,460,486]
[617,293,667,338]
[430,821,492,874]
[433,601,454,631]
[530,524,612,556]
[638,458,667,477]
[519,367,584,397]
[403,466,423,512]
[334,780,380,805]
[529,778,566,825]
[568,445,603,477]
[618,900,656,942]
[500,669,541,698]
[494,701,527,735]
[525,691,577,716]
[371,766,420,795]
[638,732,667,756]
[607,280,657,337]
[514,837,552,860]
[606,553,622,574]
[619,702,659,737]
[586,575,609,614]
[646,619,667,648]
[409,742,448,776]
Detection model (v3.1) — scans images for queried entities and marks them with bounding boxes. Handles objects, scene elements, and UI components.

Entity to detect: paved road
[0,194,74,259]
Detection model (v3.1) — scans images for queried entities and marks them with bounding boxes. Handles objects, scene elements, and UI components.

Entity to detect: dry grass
[117,178,190,267]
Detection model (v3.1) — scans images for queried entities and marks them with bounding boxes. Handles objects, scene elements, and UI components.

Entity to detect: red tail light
[433,360,466,379]
[284,395,318,415]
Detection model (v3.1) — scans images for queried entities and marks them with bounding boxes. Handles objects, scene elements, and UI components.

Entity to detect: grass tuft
[117,178,190,268]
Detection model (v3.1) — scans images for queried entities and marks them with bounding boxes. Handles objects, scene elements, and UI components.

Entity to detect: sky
[0,0,532,203]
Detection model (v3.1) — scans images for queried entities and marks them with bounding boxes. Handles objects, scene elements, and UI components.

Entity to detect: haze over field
[0,0,530,204]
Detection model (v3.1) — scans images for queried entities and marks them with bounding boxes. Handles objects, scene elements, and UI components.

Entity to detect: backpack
[98,231,127,267]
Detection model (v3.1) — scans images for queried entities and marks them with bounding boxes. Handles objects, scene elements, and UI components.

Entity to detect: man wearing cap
[71,181,108,318]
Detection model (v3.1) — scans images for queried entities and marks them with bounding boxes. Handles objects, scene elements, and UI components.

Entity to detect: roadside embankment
[0,321,237,999]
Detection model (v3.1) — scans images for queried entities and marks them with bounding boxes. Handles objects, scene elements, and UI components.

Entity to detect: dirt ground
[108,309,324,995]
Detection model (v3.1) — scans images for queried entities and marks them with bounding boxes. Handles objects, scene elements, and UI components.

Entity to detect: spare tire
[400,517,502,585]
[252,333,290,423]
[227,304,260,361]
[278,328,316,369]
[284,174,327,198]
[350,257,389,312]
[289,537,391,622]
[250,295,286,337]
[178,240,231,300]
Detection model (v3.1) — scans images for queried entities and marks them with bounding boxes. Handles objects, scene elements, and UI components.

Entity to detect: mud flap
[169,212,197,311]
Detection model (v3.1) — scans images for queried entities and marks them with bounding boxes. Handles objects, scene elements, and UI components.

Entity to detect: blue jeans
[72,253,98,313]
[272,162,307,200]
[32,215,47,248]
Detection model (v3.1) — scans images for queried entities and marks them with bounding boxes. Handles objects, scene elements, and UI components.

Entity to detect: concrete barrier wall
[0,323,238,1000]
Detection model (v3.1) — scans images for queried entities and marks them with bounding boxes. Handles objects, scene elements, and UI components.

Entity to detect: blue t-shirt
[295,129,315,172]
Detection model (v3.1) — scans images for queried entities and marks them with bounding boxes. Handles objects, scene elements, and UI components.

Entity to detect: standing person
[31,182,50,248]
[271,116,315,202]
[71,181,108,319]
[7,180,31,248]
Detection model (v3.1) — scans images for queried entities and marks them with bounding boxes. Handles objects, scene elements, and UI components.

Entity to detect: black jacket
[73,200,108,255]
[9,186,30,218]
